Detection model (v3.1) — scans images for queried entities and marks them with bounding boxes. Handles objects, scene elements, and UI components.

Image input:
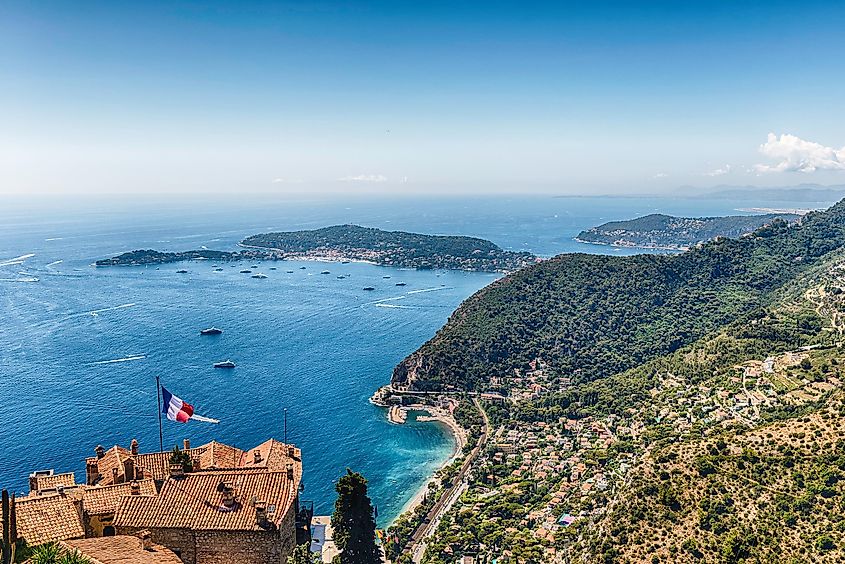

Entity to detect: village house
[12,437,310,564]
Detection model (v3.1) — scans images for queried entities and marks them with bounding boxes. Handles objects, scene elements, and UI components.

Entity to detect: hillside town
[2,437,313,564]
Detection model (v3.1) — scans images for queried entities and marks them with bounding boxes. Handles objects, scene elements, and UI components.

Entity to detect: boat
[251,273,268,279]
[214,268,223,271]
[176,269,188,274]
[213,360,236,369]
[341,260,350,264]
[251,265,259,269]
[337,275,346,279]
[363,286,375,291]
[286,270,294,273]
[269,267,277,270]
[299,266,306,269]
[395,282,407,286]
[321,270,330,275]
[383,276,391,279]
[200,327,223,335]
[240,269,252,273]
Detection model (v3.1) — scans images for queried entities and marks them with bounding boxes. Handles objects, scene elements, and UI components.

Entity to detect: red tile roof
[114,470,297,532]
[82,480,158,516]
[15,492,85,545]
[29,472,76,494]
[61,535,182,564]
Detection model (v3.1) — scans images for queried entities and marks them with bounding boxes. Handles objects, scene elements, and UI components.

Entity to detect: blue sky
[3,1,845,196]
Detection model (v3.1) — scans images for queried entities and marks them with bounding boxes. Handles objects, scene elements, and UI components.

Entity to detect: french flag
[162,386,194,423]
[161,385,220,424]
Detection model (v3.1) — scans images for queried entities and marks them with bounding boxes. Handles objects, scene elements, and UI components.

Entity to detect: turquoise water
[0,194,828,524]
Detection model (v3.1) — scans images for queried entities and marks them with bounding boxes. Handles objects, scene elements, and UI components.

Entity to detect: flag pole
[156,375,164,453]
[284,408,288,444]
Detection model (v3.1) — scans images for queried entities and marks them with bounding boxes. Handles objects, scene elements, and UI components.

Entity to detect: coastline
[385,404,467,524]
[574,236,688,252]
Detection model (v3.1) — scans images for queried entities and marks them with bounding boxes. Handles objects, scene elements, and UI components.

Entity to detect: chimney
[124,458,135,481]
[130,438,139,456]
[138,530,153,551]
[130,480,141,495]
[112,468,119,483]
[286,463,294,479]
[183,439,191,451]
[253,450,262,464]
[254,500,268,525]
[221,481,235,508]
[169,463,184,479]
[95,445,105,459]
[56,485,66,496]
[287,445,295,458]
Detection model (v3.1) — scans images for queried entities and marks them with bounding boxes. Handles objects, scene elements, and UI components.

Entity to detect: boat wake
[87,303,136,316]
[0,253,35,268]
[0,277,39,282]
[406,286,451,294]
[89,355,147,365]
[375,303,416,309]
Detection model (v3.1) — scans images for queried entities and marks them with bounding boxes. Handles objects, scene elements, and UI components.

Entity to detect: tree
[331,469,380,564]
[287,543,316,564]
[28,544,90,564]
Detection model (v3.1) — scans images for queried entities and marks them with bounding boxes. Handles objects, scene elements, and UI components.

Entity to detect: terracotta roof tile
[114,470,297,532]
[29,472,76,494]
[61,536,182,564]
[15,493,85,545]
[198,441,244,470]
[82,480,158,516]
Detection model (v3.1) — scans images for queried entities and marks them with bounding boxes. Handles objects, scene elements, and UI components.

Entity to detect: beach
[383,403,468,523]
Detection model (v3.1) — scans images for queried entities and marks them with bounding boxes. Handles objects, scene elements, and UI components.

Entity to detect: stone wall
[194,530,285,564]
[117,526,196,563]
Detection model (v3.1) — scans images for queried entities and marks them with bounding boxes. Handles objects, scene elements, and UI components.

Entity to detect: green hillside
[393,200,845,392]
[576,213,799,250]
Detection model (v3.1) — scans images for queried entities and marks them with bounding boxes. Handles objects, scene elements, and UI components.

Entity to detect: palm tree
[28,543,89,564]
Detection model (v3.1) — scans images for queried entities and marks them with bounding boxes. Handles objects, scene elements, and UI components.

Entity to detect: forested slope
[393,200,845,391]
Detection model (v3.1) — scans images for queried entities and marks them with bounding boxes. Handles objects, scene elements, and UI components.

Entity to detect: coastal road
[405,398,489,563]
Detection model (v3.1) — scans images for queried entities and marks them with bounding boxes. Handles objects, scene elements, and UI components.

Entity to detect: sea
[0,193,832,525]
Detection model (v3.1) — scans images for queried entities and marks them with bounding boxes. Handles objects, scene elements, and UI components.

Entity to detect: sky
[2,0,845,197]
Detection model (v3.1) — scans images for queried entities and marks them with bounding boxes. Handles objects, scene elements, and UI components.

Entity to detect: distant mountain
[576,213,799,250]
[694,184,845,202]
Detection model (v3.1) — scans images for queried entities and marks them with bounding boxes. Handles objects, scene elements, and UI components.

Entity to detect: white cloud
[754,133,845,173]
[653,172,668,179]
[271,178,302,184]
[338,174,388,183]
[703,164,731,177]
[271,178,285,183]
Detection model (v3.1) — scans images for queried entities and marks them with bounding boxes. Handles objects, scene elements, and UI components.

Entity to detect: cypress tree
[331,469,380,564]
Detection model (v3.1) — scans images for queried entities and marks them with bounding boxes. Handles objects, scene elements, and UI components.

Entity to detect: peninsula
[575,212,799,250]
[96,224,536,273]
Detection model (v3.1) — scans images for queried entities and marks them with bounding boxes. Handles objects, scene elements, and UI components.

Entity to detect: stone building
[13,437,309,564]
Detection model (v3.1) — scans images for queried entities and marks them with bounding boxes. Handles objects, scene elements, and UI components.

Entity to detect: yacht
[213,360,236,369]
[251,273,268,279]
[200,327,223,335]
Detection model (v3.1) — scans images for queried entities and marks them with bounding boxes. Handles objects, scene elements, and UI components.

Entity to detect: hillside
[242,224,535,271]
[576,213,799,250]
[392,199,845,392]
[416,240,845,564]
